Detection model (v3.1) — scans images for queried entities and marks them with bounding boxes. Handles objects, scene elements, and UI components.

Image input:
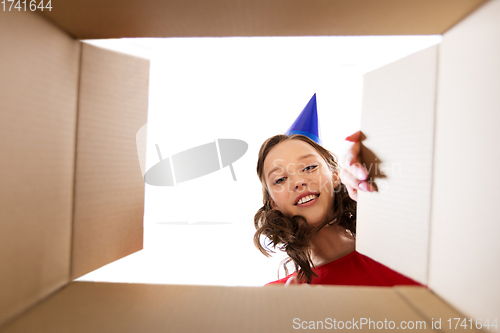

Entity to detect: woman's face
[263,139,338,226]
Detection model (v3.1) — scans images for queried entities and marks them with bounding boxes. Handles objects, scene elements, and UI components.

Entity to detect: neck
[308,224,356,267]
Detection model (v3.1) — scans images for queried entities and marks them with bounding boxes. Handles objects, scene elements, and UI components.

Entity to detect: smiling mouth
[295,194,320,206]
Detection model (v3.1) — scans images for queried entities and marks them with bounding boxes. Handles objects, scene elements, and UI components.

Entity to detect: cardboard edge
[34,10,79,40]
[69,41,85,283]
[0,10,81,328]
[36,0,488,39]
[394,286,485,333]
[69,42,148,280]
[0,283,444,333]
[426,43,440,286]
[440,0,491,34]
[0,284,70,333]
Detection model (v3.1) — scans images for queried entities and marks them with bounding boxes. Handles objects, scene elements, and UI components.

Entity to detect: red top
[266,251,422,286]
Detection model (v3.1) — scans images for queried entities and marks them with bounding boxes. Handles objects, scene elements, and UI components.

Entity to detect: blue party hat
[285,93,321,144]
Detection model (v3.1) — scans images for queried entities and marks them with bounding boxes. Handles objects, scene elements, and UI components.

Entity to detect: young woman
[253,132,420,286]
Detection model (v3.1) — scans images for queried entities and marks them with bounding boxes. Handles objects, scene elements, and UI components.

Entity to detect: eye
[303,164,318,172]
[274,177,286,185]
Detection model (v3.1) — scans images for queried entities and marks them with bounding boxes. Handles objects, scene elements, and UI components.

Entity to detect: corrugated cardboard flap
[395,287,483,333]
[71,43,149,280]
[0,11,150,328]
[0,10,80,328]
[357,45,438,284]
[0,282,453,333]
[38,0,486,39]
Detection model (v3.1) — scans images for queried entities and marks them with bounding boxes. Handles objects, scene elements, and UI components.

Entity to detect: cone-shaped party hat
[285,93,321,144]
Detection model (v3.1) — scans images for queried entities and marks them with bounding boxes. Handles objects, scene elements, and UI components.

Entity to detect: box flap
[430,0,500,327]
[0,11,80,327]
[0,282,446,332]
[395,287,483,333]
[38,0,486,39]
[71,43,149,280]
[357,45,438,285]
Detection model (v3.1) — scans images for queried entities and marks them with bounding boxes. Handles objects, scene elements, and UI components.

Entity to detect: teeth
[297,194,317,205]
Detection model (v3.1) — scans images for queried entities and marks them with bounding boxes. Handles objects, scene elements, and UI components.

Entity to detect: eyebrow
[298,154,314,161]
[266,154,316,179]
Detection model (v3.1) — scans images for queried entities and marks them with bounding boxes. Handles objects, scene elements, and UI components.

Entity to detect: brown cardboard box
[1,1,498,332]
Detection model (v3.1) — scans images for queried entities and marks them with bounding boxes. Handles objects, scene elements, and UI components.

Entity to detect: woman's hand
[339,131,376,201]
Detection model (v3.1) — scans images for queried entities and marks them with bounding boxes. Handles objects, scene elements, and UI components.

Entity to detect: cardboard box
[1,0,498,332]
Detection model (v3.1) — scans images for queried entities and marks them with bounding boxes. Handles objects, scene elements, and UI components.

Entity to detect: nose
[295,182,306,190]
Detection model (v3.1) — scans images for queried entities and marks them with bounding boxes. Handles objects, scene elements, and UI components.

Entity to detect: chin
[304,215,326,226]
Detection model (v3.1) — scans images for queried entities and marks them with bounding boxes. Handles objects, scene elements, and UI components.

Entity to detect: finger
[345,131,362,142]
[339,168,362,190]
[340,168,373,192]
[345,185,358,202]
[342,140,361,167]
[359,180,377,192]
[348,162,368,181]
[341,158,368,181]
[347,141,361,165]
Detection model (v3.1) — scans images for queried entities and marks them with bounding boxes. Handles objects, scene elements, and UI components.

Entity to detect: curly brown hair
[253,134,357,284]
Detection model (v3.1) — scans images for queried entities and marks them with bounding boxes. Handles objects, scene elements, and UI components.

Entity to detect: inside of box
[0,11,148,327]
[75,35,441,287]
[1,0,499,331]
[37,0,486,38]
